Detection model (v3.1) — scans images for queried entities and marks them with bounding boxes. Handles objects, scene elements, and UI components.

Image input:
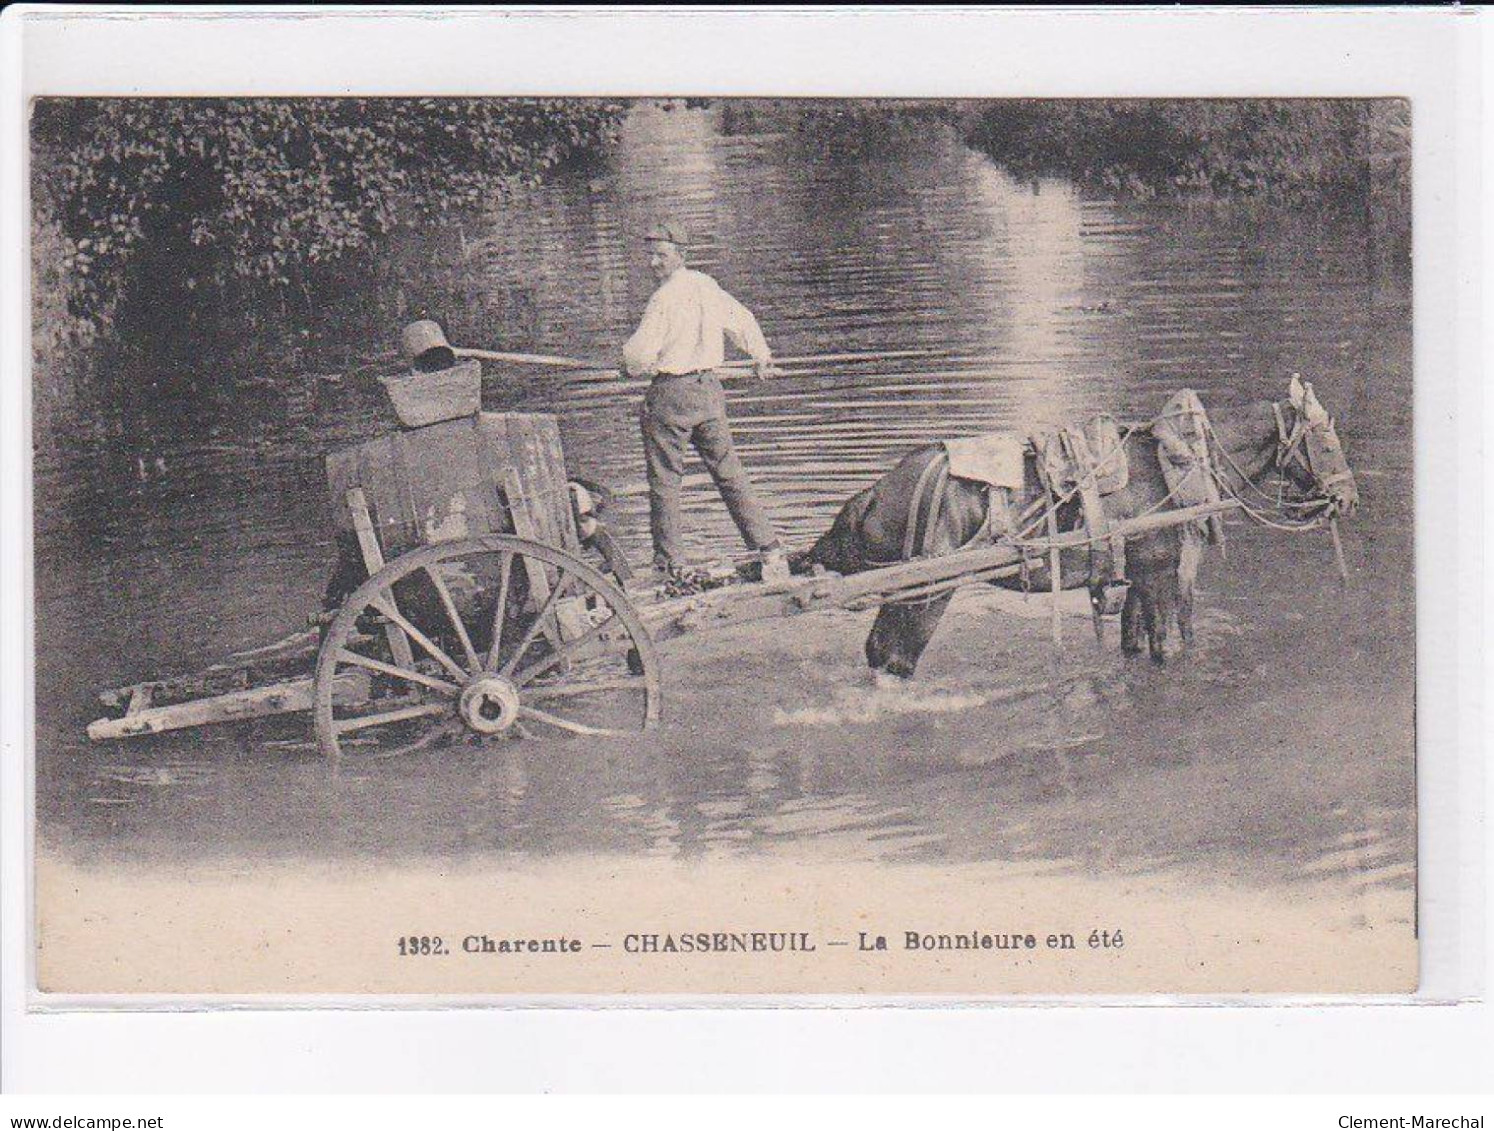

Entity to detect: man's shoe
[760,546,791,584]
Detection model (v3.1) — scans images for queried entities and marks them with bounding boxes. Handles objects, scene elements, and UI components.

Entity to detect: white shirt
[622,267,772,377]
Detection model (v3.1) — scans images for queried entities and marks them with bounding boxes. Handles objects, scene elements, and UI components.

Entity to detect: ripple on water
[35,102,1413,888]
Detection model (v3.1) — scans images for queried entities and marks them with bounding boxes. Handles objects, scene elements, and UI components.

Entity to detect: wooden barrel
[324,412,580,562]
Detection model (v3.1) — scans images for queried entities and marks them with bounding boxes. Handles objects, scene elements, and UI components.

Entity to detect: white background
[0,6,1487,1095]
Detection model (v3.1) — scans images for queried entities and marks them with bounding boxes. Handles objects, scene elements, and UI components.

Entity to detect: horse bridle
[1270,400,1354,501]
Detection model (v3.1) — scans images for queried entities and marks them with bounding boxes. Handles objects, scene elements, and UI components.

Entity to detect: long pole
[454,347,613,370]
[1045,496,1064,647]
[453,345,944,374]
[642,501,1246,644]
[611,472,712,500]
[1329,517,1349,586]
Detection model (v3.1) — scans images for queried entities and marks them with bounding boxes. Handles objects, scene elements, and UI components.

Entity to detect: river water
[34,103,1413,898]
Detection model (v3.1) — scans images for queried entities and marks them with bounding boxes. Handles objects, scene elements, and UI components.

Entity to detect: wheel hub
[458,675,522,735]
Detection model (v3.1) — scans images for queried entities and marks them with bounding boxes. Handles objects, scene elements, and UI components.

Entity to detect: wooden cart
[89,410,1240,762]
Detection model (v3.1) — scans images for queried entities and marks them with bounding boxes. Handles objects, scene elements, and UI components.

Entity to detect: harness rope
[855,395,1344,604]
[1202,402,1335,532]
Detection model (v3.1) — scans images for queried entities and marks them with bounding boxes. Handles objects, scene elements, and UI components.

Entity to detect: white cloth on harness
[1032,416,1130,498]
[1152,388,1225,545]
[1030,417,1130,588]
[942,433,1026,489]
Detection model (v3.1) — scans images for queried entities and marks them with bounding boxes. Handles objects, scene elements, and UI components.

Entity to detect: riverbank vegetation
[786,99,1412,274]
[30,98,627,400]
[775,98,1409,231]
[961,100,1409,216]
[31,97,1409,413]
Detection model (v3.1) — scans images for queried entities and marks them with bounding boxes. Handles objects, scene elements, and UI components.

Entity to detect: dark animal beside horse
[798,379,1358,676]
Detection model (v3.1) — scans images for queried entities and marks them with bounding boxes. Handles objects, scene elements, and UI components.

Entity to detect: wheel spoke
[423,564,481,675]
[369,595,470,684]
[512,610,620,689]
[336,648,461,696]
[368,716,464,761]
[497,571,576,679]
[319,536,657,763]
[484,551,515,672]
[517,704,628,738]
[334,701,451,735]
[525,675,650,701]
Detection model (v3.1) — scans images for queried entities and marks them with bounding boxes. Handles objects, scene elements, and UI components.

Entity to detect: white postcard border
[1,4,1487,1092]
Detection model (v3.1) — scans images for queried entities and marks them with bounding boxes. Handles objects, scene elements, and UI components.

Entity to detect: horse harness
[900,450,989,563]
[1031,418,1131,593]
[1152,389,1228,547]
[885,388,1340,610]
[1271,399,1354,501]
[899,416,1134,595]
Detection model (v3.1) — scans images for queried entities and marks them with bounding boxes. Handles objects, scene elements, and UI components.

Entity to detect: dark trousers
[640,372,777,567]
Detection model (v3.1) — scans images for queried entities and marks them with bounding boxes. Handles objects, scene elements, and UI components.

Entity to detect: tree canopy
[31,98,628,323]
[962,99,1410,206]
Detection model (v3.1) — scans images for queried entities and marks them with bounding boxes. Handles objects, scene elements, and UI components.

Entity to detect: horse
[797,377,1360,675]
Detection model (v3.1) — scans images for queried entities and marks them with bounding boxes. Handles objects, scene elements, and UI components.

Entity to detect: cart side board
[324,412,580,562]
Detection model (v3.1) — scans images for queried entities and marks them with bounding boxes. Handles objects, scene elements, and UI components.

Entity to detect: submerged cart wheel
[314,535,661,764]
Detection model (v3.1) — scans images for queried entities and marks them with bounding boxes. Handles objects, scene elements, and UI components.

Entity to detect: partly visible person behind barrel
[620,220,790,584]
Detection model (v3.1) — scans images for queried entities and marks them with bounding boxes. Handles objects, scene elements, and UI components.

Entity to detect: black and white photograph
[13,10,1458,1007]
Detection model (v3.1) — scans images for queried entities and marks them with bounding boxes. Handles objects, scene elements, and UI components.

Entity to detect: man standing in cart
[621,220,791,584]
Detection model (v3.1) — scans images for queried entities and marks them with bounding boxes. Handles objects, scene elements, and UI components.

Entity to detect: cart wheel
[314,535,661,764]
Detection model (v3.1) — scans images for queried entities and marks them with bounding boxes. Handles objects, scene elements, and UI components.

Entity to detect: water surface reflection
[34,104,1413,896]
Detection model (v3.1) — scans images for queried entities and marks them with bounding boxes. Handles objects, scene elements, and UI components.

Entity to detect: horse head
[1274,375,1359,518]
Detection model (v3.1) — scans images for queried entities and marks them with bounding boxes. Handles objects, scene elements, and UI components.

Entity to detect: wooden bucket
[379,358,481,428]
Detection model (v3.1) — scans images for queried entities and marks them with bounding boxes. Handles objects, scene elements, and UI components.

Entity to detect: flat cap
[643,219,689,247]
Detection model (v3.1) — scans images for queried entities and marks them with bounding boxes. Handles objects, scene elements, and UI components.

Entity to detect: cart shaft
[642,499,1242,642]
[88,672,369,742]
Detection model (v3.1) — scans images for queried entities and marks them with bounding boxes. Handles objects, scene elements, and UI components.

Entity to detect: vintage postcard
[18,17,1439,1002]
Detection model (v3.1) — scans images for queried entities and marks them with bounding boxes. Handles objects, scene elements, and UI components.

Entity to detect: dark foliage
[31,98,628,326]
[961,99,1410,211]
[785,99,964,159]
